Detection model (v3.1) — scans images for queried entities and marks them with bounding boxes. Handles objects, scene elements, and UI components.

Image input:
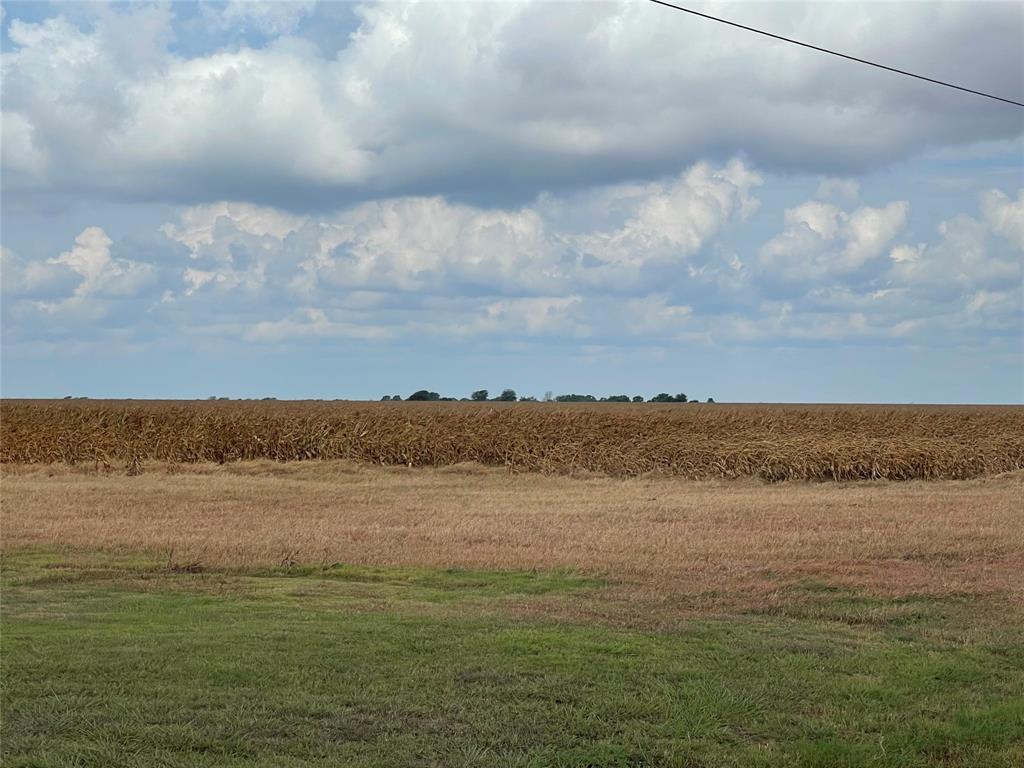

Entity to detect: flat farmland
[2,401,1023,767]
[3,400,1022,479]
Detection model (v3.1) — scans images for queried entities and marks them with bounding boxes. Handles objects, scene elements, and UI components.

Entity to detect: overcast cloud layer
[1,1,1022,401]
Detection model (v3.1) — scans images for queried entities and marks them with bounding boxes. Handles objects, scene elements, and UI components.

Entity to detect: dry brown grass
[3,461,1021,611]
[3,399,1023,480]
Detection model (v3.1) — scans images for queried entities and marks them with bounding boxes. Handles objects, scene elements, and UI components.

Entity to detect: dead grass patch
[3,461,1021,615]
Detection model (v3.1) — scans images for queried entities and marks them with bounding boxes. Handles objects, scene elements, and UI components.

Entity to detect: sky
[1,0,1022,403]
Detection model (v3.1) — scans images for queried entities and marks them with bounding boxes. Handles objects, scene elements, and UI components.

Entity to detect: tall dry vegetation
[2,400,1022,480]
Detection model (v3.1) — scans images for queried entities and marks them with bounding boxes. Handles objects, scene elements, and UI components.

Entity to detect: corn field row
[2,400,1022,480]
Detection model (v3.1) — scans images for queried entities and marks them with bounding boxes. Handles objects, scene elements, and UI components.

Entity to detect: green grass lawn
[2,551,1022,767]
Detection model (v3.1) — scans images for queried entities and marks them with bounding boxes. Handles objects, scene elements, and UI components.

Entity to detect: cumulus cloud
[426,296,587,340]
[3,159,1020,356]
[48,227,157,299]
[204,1,318,36]
[145,178,1024,349]
[622,294,694,336]
[3,227,159,335]
[245,307,392,343]
[1,1,1021,208]
[981,189,1024,250]
[887,209,1020,299]
[0,112,48,176]
[1,247,80,299]
[160,159,762,299]
[161,201,308,253]
[758,200,909,282]
[575,160,761,266]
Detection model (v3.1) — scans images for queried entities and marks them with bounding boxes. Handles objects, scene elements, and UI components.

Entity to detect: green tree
[650,393,674,403]
[407,390,441,401]
[495,389,517,402]
[632,396,644,403]
[471,390,489,401]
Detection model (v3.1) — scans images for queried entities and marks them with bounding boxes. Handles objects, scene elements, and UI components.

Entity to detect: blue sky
[2,1,1022,402]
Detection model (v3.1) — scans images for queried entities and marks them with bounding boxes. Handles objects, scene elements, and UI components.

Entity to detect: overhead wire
[648,0,1024,108]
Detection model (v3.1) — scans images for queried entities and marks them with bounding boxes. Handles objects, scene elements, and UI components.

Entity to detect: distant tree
[543,391,554,402]
[555,394,597,402]
[706,397,715,403]
[408,390,441,401]
[650,393,674,403]
[519,395,538,402]
[495,389,517,402]
[392,395,402,401]
[440,397,457,401]
[674,393,688,403]
[471,389,489,401]
[381,395,391,401]
[632,395,644,403]
[604,395,631,402]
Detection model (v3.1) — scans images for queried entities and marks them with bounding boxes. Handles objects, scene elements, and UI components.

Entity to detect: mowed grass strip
[3,552,1023,768]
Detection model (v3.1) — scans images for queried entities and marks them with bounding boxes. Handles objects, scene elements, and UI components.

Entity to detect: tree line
[382,390,714,403]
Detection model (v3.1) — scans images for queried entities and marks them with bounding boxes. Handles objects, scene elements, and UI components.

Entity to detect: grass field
[3,549,1022,768]
[3,401,1023,766]
[3,454,1023,766]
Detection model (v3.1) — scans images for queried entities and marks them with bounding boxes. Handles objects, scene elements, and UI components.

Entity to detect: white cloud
[48,227,156,299]
[784,201,843,240]
[2,227,158,336]
[154,178,1021,346]
[575,160,761,266]
[245,307,392,342]
[205,1,318,36]
[0,111,48,176]
[889,244,923,264]
[981,189,1024,251]
[623,294,693,335]
[51,227,114,286]
[887,207,1020,295]
[162,202,308,254]
[474,296,585,337]
[759,200,909,280]
[3,177,1021,351]
[1,246,78,298]
[166,159,761,302]
[315,196,560,293]
[1,2,1020,207]
[843,202,910,269]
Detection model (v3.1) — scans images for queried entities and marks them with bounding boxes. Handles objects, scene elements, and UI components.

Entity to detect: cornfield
[2,400,1022,481]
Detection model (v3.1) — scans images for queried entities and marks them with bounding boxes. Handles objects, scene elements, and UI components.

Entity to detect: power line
[648,0,1024,108]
